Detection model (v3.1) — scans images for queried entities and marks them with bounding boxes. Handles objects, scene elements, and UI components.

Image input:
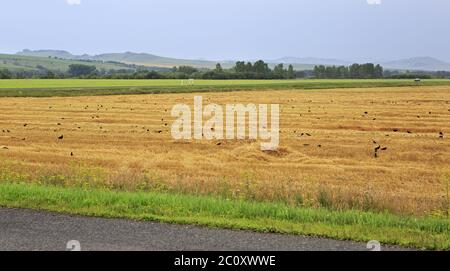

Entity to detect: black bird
[381,147,388,151]
[58,135,64,140]
[2,147,8,150]
[393,129,399,132]
[407,131,412,134]
[217,142,222,146]
[23,124,28,127]
[305,133,311,137]
[70,152,74,157]
[373,140,377,144]
[439,132,444,139]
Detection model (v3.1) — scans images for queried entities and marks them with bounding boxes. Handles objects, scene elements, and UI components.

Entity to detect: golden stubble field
[1,86,449,216]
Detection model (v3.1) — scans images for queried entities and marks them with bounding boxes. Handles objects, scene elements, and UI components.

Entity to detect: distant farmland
[1,79,450,97]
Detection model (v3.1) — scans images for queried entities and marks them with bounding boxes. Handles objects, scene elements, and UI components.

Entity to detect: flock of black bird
[0,102,448,161]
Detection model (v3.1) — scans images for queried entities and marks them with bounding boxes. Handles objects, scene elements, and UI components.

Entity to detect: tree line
[2,61,450,80]
[313,63,384,79]
[0,61,296,80]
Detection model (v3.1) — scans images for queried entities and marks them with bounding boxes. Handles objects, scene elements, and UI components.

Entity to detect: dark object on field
[374,145,388,158]
[305,133,311,137]
[2,147,8,150]
[317,145,322,148]
[58,135,64,140]
[364,112,368,115]
[156,130,162,134]
[393,129,399,132]
[23,124,28,127]
[70,152,74,157]
[407,131,412,134]
[217,142,222,146]
[373,140,377,144]
[439,132,444,139]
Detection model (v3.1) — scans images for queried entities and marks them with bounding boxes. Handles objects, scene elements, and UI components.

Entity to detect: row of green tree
[3,62,450,80]
[1,61,296,80]
[313,63,384,79]
[169,61,296,79]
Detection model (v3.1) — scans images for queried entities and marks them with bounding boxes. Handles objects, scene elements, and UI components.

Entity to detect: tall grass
[0,182,449,250]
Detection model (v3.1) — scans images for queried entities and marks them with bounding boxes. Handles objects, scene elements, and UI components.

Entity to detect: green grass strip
[0,182,448,250]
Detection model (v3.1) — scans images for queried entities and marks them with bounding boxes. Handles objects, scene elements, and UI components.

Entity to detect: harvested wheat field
[1,86,449,216]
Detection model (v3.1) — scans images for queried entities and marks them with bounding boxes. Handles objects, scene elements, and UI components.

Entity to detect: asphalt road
[0,208,412,251]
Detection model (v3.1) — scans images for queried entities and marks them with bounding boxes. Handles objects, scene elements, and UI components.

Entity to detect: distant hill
[272,56,450,71]
[271,57,351,66]
[14,49,450,72]
[16,50,315,70]
[17,49,225,69]
[382,57,450,71]
[1,53,168,73]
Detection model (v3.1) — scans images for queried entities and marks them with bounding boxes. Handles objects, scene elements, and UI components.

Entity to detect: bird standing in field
[58,135,64,140]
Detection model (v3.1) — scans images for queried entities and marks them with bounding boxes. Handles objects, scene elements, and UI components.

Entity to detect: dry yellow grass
[1,86,449,216]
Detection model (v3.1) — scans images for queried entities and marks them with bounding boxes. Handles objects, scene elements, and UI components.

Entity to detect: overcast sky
[1,0,449,62]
